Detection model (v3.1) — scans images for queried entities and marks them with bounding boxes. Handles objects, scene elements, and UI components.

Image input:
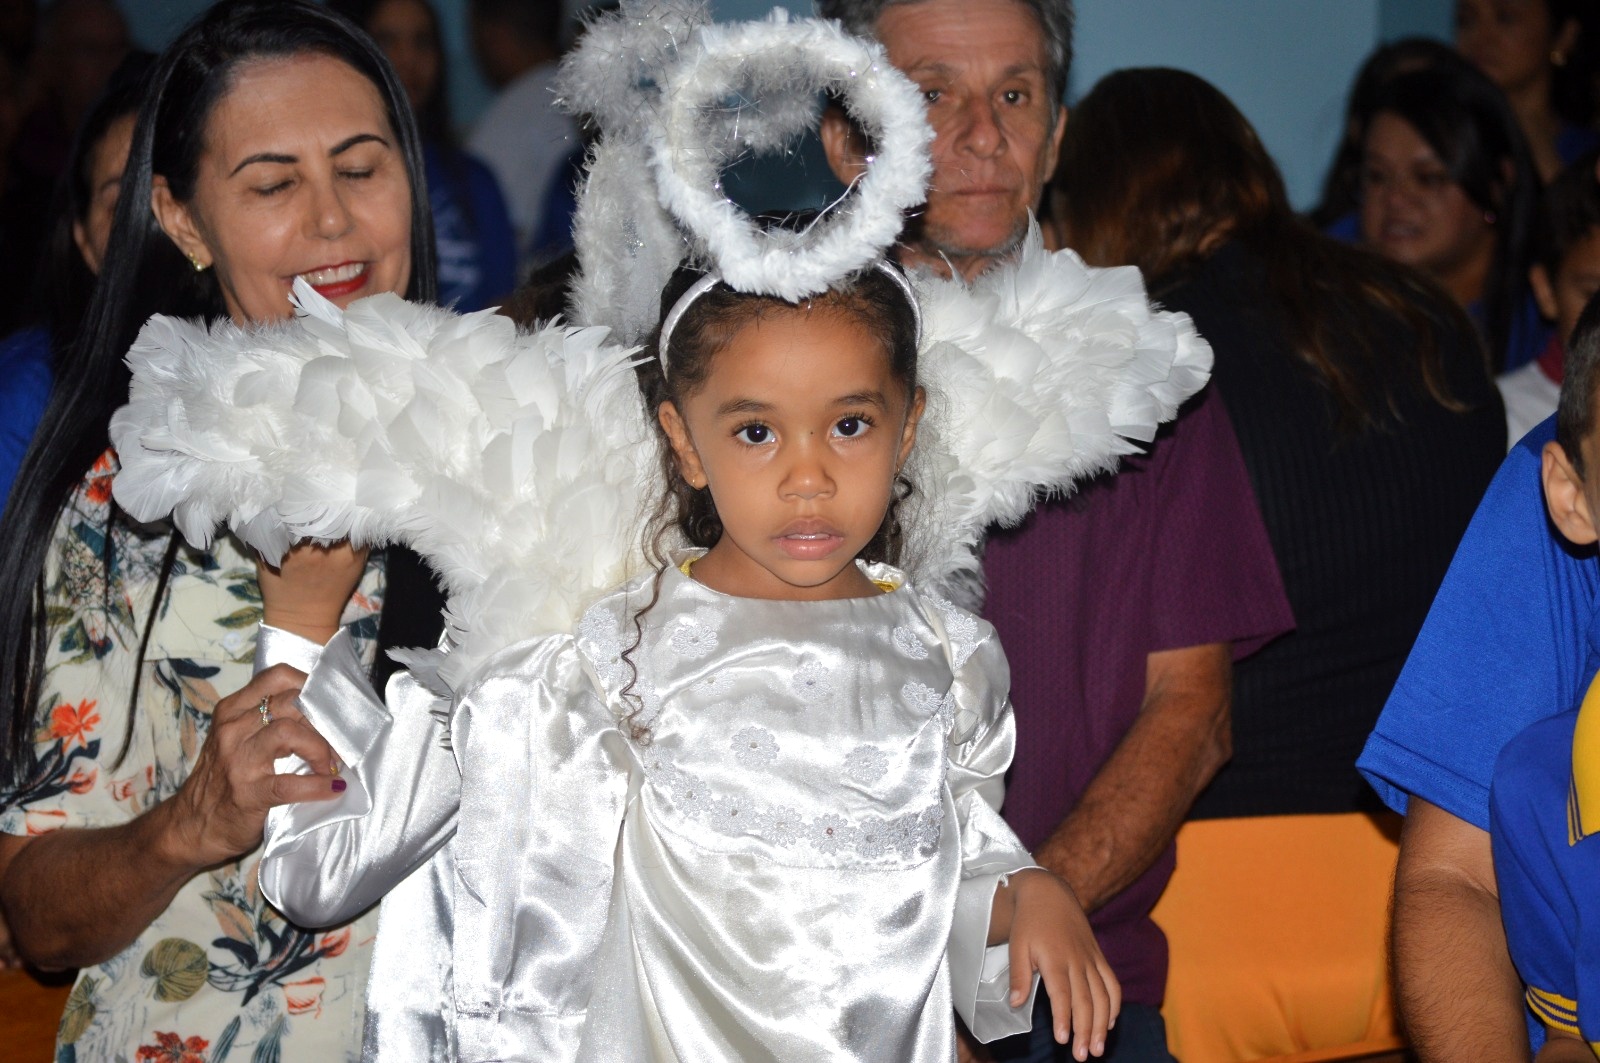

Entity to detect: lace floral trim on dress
[643,750,947,861]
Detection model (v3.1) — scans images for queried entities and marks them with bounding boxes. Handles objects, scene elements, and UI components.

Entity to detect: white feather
[904,226,1213,604]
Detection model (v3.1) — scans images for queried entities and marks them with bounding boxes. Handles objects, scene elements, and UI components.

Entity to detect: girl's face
[151,52,414,325]
[367,0,441,113]
[1360,111,1496,285]
[659,305,924,603]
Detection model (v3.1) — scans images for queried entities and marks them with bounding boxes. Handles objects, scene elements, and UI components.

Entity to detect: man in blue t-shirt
[1359,292,1600,1060]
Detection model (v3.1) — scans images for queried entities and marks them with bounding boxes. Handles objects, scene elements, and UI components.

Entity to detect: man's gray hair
[815,0,1073,104]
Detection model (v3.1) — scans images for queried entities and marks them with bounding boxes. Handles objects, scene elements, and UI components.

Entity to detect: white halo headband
[647,13,932,302]
[657,259,923,378]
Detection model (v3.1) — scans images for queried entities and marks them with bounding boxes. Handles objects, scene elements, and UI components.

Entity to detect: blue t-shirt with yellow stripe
[1492,689,1600,1048]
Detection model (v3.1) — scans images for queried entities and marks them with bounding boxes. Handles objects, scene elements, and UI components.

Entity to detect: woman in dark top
[1046,65,1508,1057]
[1053,66,1506,820]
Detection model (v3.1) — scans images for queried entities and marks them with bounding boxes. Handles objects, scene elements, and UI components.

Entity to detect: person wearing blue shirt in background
[0,54,149,507]
[1358,236,1600,1063]
[1490,294,1600,1061]
[337,0,517,311]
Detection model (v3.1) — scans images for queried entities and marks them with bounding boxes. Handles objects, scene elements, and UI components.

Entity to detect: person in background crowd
[335,0,517,311]
[1360,62,1547,373]
[0,3,445,1058]
[466,0,578,265]
[817,2,1295,1060]
[1055,65,1506,1059]
[1501,150,1600,442]
[0,51,149,504]
[1455,0,1598,184]
[1,0,128,337]
[1311,37,1464,242]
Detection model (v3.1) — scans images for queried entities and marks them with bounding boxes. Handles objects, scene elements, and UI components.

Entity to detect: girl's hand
[256,540,369,645]
[159,665,346,870]
[999,868,1120,1061]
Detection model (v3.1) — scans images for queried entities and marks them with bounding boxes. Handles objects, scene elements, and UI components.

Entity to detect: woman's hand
[158,664,346,871]
[993,868,1121,1062]
[256,540,369,645]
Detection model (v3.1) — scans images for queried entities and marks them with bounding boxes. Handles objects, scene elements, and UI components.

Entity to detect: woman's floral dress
[0,451,386,1063]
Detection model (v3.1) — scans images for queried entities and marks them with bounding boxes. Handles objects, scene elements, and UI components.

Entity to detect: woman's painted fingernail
[331,778,347,793]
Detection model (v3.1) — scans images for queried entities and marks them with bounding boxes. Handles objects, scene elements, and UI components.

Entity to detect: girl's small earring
[1483,209,1497,225]
[1551,49,1567,68]
[188,253,209,273]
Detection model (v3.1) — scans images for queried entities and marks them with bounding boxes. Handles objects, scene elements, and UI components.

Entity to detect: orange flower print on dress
[48,699,100,749]
[84,449,116,506]
[283,975,325,1017]
[318,928,350,959]
[135,1031,209,1063]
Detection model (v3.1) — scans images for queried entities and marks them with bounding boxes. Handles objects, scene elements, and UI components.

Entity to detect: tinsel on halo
[560,1,930,342]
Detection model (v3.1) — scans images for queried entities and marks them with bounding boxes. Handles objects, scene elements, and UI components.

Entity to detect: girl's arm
[941,608,1119,1059]
[989,867,1120,1062]
[255,625,460,927]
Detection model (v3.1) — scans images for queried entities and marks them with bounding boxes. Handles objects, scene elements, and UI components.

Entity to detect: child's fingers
[1064,964,1096,1061]
[1075,961,1111,1059]
[1007,935,1032,1007]
[1100,957,1121,1030]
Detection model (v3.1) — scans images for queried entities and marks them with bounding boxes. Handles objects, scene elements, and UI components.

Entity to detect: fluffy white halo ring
[648,15,933,301]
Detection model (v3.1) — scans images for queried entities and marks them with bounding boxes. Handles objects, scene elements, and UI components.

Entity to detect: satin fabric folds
[257,559,1040,1061]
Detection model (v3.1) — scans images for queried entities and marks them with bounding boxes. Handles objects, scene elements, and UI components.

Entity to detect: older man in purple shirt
[819,1,1293,1059]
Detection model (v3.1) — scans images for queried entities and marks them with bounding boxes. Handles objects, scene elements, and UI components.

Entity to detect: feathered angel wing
[903,227,1213,602]
[110,281,658,688]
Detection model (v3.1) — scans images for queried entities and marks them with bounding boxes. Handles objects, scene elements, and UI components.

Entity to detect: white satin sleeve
[941,620,1043,1043]
[257,625,460,928]
[449,635,633,1062]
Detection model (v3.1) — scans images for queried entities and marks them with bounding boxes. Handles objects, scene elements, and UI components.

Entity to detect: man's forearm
[0,799,202,970]
[1392,798,1531,1063]
[1034,644,1231,913]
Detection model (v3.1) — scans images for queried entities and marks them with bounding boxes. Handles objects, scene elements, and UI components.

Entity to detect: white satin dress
[257,558,1040,1061]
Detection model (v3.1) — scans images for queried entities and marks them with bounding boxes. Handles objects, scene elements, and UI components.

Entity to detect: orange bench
[1150,812,1406,1063]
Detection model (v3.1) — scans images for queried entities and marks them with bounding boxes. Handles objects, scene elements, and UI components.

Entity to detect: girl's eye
[735,423,772,445]
[340,168,375,181]
[833,416,869,438]
[255,181,292,197]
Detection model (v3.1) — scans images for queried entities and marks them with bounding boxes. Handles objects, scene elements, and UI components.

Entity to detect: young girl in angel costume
[106,3,1212,1061]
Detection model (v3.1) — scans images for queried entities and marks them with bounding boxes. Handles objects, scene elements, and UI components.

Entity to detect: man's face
[874,0,1066,279]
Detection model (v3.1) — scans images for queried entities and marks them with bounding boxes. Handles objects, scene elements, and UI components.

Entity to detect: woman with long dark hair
[1359,62,1546,372]
[1050,67,1506,1060]
[0,2,441,1057]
